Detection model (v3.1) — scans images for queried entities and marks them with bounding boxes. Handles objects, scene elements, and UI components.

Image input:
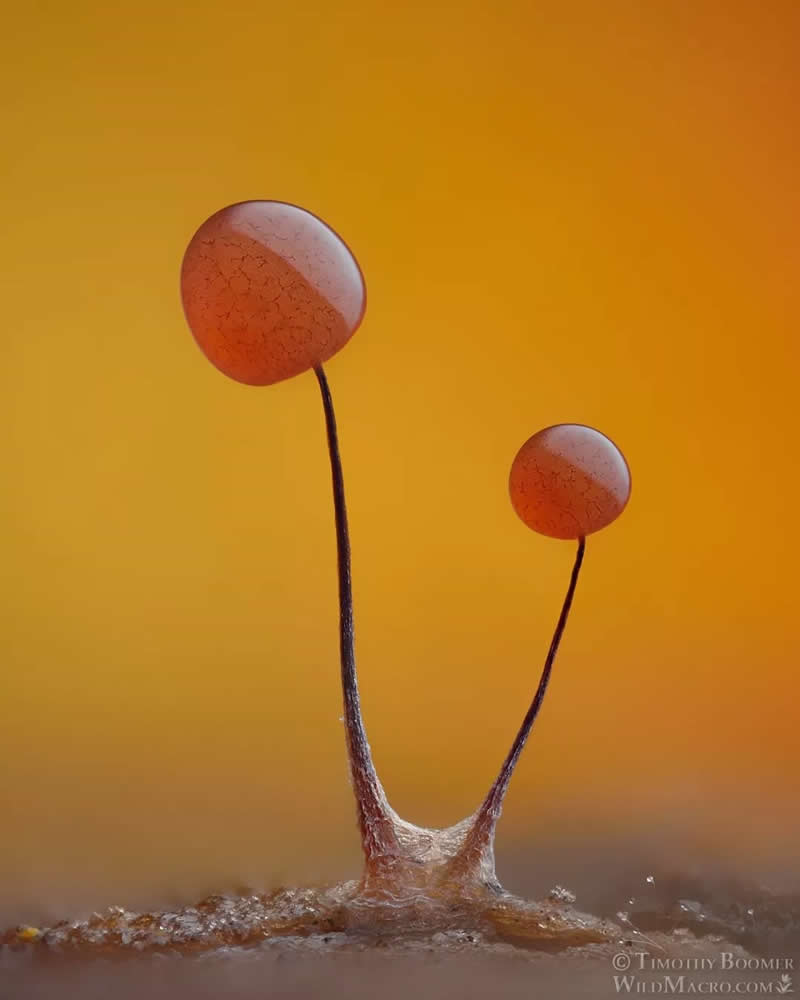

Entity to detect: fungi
[0,204,635,957]
[181,202,632,912]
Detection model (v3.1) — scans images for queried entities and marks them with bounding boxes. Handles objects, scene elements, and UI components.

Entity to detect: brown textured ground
[0,926,766,1000]
[2,871,798,1000]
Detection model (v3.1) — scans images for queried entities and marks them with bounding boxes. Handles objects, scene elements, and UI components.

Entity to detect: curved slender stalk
[314,364,398,862]
[456,536,586,865]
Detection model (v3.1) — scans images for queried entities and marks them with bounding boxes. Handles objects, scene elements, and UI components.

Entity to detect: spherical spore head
[509,424,631,540]
[180,201,366,386]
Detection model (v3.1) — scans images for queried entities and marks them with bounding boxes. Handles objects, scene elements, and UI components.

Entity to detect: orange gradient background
[2,0,798,923]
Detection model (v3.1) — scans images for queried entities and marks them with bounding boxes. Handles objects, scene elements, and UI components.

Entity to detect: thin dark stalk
[314,364,397,861]
[458,536,586,863]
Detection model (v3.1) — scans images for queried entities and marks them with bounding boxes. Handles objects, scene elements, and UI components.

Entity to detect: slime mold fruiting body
[1,202,632,958]
[180,199,632,928]
[179,201,630,906]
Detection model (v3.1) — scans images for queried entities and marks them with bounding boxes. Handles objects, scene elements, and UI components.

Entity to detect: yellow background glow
[2,0,798,921]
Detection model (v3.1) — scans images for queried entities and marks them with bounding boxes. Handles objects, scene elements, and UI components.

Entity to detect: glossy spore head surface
[509,424,631,539]
[181,201,366,385]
